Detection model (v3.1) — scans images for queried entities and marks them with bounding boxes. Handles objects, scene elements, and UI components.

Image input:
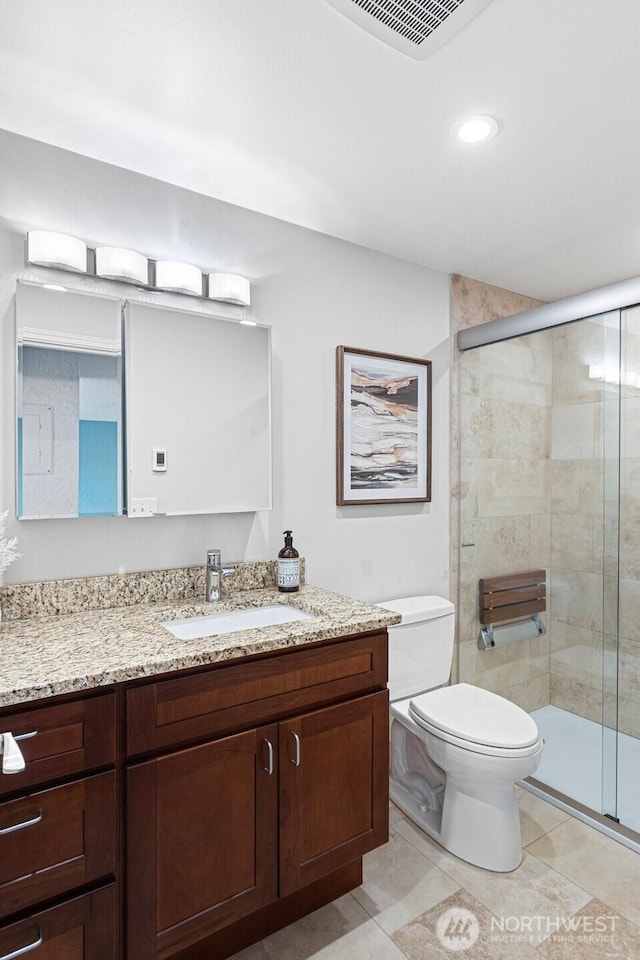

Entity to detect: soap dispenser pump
[277,530,300,593]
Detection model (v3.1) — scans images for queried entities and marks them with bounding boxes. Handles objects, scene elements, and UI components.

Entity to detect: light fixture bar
[22,230,251,306]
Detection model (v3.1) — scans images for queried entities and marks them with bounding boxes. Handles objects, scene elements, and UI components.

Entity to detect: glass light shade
[155,260,202,296]
[95,246,148,285]
[207,273,251,306]
[27,231,87,273]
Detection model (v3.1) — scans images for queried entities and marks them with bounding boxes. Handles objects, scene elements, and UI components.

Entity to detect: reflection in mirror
[16,282,123,519]
[125,301,271,516]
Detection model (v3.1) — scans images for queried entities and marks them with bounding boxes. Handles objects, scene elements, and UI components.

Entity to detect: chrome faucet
[206,548,235,602]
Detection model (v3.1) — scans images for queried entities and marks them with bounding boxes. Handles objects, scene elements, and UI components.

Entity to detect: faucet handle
[207,548,221,566]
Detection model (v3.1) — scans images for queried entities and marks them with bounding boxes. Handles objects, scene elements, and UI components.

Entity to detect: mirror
[124,301,272,516]
[16,282,123,519]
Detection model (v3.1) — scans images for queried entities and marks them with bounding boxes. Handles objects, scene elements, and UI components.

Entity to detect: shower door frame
[457,280,640,851]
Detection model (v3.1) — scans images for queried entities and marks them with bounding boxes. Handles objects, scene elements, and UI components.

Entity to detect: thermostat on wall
[152,448,167,472]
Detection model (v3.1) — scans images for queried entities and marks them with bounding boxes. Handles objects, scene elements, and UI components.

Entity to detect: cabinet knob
[290,731,301,767]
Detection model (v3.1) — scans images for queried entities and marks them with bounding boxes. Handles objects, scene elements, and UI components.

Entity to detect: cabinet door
[127,725,278,960]
[279,691,389,896]
[0,885,116,960]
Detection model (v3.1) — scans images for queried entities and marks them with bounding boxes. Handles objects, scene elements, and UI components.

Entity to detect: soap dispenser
[277,530,300,593]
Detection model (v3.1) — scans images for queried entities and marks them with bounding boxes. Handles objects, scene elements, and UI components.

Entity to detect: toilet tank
[377,596,455,702]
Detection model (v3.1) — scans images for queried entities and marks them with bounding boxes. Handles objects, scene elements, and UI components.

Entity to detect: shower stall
[457,282,640,848]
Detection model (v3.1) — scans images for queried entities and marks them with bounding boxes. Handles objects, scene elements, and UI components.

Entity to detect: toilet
[378,595,544,872]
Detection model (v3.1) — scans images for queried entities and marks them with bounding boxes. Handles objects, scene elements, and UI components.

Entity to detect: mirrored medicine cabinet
[15,281,272,519]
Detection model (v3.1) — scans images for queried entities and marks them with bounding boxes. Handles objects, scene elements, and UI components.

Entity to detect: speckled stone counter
[0,580,399,708]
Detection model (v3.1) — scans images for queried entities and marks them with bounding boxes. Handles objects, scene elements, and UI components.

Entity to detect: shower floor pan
[522,705,640,853]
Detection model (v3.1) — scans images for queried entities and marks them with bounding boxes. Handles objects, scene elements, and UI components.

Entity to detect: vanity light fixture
[23,230,251,307]
[240,318,257,326]
[154,260,203,297]
[207,273,251,307]
[42,283,67,293]
[27,231,87,273]
[454,114,501,144]
[95,246,148,286]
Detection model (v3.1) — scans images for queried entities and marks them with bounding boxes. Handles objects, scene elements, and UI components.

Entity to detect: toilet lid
[409,683,540,749]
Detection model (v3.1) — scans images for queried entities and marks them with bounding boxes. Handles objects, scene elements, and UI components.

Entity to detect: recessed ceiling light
[454,115,501,144]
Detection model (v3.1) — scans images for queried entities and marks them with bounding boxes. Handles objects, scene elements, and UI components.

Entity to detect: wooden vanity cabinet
[126,632,389,960]
[0,692,118,960]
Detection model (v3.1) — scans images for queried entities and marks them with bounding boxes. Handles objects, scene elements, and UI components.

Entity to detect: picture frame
[336,345,432,505]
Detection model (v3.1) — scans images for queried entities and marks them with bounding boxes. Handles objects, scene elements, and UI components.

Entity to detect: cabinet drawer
[127,631,387,756]
[0,694,116,796]
[0,884,116,960]
[0,771,117,920]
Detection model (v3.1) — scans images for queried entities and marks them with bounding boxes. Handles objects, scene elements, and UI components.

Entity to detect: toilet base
[390,708,542,872]
[390,771,523,872]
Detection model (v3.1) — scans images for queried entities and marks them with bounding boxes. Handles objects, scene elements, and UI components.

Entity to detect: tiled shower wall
[451,275,550,710]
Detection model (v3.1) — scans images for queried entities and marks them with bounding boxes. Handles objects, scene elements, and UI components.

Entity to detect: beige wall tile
[551,459,603,516]
[551,514,601,574]
[460,338,552,406]
[551,319,609,406]
[460,516,543,584]
[501,672,549,711]
[552,403,598,460]
[618,577,640,642]
[551,571,603,631]
[461,396,550,460]
[550,673,602,723]
[477,459,551,517]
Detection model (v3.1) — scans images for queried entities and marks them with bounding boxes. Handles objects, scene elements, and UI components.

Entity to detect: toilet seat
[407,682,542,759]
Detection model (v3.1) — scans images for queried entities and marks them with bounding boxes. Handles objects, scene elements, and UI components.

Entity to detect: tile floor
[230,788,640,959]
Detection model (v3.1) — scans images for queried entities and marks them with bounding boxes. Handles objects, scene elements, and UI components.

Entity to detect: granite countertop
[0,584,400,708]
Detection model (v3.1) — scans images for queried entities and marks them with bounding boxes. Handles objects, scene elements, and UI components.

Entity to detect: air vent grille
[351,0,465,46]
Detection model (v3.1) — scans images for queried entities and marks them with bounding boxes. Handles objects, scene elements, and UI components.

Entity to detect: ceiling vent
[323,0,494,59]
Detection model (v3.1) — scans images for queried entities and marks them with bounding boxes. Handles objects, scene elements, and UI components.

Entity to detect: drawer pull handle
[290,731,301,767]
[262,738,274,776]
[0,930,43,960]
[14,731,38,742]
[0,810,43,836]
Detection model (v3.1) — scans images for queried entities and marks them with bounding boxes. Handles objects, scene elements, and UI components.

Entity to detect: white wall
[0,131,450,603]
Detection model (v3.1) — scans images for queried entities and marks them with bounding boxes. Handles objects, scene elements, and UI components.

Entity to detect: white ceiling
[1,0,640,301]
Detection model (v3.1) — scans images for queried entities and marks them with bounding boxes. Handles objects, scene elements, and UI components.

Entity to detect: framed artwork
[336,346,432,505]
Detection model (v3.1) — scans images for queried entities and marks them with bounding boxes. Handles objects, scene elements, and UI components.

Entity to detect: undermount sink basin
[162,604,315,640]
